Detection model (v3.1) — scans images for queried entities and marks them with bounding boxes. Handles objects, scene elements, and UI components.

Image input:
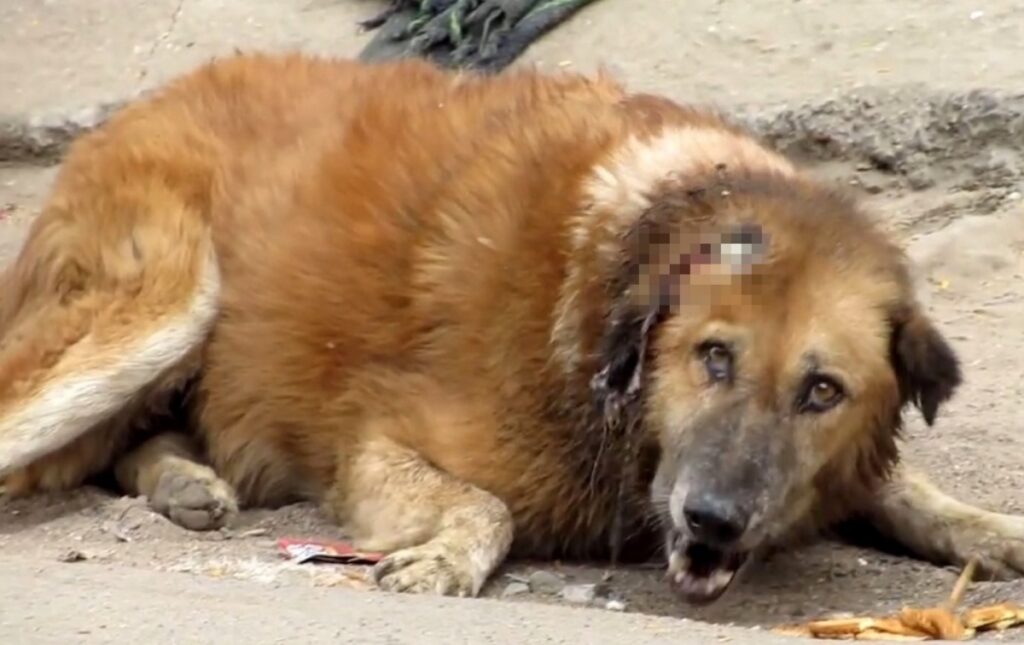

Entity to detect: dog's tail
[0,187,219,479]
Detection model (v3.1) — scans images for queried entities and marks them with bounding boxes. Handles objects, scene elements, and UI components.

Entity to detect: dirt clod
[57,549,87,563]
[503,582,531,598]
[560,584,601,604]
[528,570,566,595]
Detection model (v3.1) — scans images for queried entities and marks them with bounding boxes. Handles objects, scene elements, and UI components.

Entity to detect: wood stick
[944,557,979,611]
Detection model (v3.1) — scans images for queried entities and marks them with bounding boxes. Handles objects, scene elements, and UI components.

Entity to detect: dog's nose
[683,493,748,545]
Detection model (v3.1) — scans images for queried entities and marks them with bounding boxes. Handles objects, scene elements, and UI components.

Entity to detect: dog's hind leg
[5,419,142,497]
[0,192,220,486]
[114,430,238,531]
[857,465,1024,579]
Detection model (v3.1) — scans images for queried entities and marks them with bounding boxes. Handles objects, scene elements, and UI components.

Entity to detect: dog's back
[0,54,640,503]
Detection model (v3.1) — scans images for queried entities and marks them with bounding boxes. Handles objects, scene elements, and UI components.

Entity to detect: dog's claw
[372,541,477,597]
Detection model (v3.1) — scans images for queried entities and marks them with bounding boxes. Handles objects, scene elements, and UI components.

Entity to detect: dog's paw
[946,513,1024,580]
[150,468,238,531]
[372,541,479,597]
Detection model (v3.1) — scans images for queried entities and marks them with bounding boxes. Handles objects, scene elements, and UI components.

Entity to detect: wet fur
[1,53,1021,596]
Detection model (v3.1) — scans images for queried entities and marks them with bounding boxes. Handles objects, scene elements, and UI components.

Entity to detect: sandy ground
[2,1,1024,643]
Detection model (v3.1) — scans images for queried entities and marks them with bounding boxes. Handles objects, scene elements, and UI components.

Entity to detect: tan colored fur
[0,53,1021,597]
[864,466,1024,579]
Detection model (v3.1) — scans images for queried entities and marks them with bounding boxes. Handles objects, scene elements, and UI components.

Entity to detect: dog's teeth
[710,568,735,590]
[668,551,682,573]
[667,551,689,575]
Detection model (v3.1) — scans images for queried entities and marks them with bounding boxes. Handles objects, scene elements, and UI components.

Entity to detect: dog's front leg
[326,432,514,597]
[859,465,1024,579]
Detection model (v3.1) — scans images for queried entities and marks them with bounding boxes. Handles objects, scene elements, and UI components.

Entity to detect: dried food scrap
[772,558,1024,641]
[964,603,1024,630]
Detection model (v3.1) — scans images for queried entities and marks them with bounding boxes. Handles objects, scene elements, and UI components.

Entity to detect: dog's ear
[591,208,674,415]
[889,304,962,425]
[592,306,660,408]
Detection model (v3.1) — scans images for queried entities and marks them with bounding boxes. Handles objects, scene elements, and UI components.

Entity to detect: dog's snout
[683,493,748,545]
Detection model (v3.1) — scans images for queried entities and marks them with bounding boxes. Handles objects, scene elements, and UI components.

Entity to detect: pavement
[5,0,1024,122]
[1,0,374,118]
[0,558,790,645]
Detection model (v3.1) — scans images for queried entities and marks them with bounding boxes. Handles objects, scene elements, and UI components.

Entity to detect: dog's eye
[699,342,733,384]
[800,376,845,413]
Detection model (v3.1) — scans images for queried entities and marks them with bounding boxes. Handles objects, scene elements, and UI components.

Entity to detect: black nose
[683,493,748,546]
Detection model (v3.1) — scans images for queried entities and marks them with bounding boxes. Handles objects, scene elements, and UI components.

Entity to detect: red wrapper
[277,537,385,565]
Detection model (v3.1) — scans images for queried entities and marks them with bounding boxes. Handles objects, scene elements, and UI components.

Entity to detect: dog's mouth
[667,541,749,605]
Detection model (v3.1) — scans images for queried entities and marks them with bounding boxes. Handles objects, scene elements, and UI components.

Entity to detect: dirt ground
[2,1,1024,643]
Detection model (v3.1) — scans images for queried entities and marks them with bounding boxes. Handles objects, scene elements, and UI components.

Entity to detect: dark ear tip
[925,325,962,427]
[920,398,941,426]
[892,306,962,426]
[917,329,962,426]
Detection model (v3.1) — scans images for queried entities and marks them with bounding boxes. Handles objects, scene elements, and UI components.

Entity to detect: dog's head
[592,173,961,605]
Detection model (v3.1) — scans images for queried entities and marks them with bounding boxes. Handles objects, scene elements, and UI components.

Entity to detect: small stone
[560,584,598,604]
[851,176,885,194]
[502,582,530,598]
[605,599,627,611]
[906,169,936,191]
[527,570,565,595]
[58,549,87,563]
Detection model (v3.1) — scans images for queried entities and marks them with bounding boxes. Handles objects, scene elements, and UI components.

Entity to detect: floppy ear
[590,305,661,418]
[590,204,676,418]
[889,304,962,425]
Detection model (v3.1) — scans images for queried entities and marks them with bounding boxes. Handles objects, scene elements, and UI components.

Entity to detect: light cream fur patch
[583,126,795,247]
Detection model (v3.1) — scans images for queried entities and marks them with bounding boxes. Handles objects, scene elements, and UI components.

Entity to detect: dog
[1,53,1022,603]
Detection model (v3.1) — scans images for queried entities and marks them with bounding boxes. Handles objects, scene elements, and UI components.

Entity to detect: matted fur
[1,53,1022,599]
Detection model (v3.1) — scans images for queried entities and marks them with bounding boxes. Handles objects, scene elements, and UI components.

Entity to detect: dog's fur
[1,53,1022,600]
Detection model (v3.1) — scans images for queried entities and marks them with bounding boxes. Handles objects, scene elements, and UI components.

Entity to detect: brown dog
[1,53,1022,603]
